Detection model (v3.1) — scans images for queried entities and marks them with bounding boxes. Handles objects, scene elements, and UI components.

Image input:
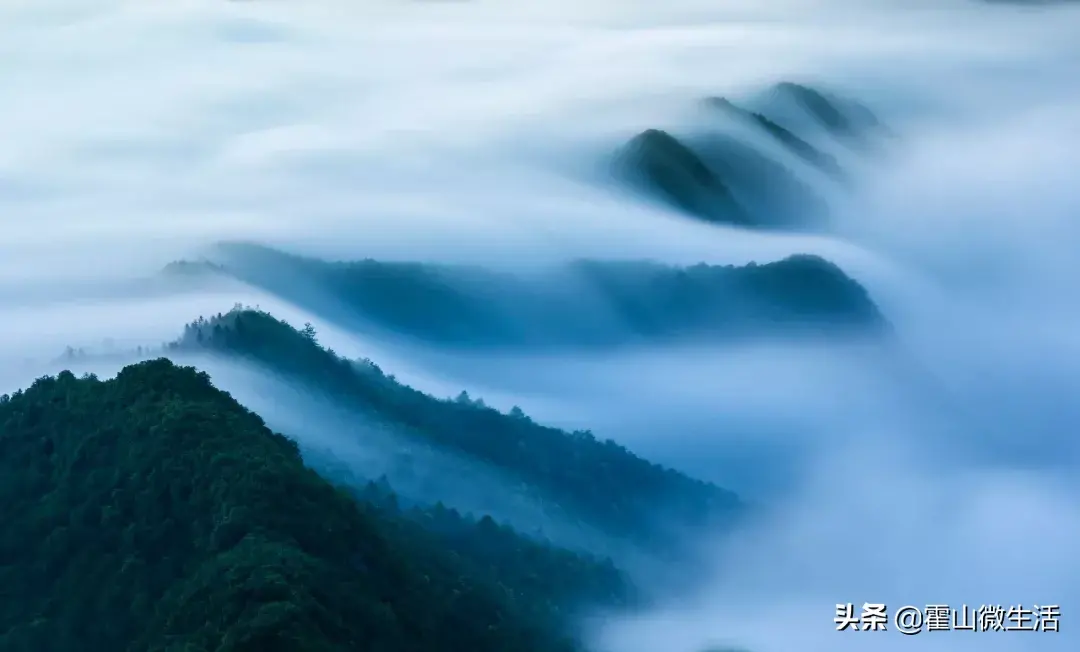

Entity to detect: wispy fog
[2,0,1079,650]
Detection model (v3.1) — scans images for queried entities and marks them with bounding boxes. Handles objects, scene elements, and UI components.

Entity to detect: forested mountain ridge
[0,359,628,652]
[166,243,888,351]
[164,307,744,550]
[344,476,634,614]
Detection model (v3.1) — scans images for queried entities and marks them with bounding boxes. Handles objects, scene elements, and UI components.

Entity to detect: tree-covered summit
[0,359,614,652]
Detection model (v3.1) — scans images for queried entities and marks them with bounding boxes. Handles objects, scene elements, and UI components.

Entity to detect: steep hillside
[0,360,621,652]
[164,308,744,550]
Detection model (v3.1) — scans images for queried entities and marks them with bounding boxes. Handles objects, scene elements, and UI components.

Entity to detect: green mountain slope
[0,359,617,652]
[164,308,743,550]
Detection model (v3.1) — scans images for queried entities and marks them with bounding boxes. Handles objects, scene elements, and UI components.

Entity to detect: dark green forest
[165,308,743,550]
[0,359,630,652]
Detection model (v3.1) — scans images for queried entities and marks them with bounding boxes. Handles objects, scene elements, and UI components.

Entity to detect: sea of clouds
[2,0,1079,650]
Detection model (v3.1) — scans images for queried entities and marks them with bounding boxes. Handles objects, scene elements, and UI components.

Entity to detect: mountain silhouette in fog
[165,242,888,351]
[613,82,887,231]
[704,96,846,182]
[765,82,885,141]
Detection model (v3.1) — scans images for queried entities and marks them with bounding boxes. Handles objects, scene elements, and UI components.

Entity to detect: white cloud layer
[2,0,1079,650]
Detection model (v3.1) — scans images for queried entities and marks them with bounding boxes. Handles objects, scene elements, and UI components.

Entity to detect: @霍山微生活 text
[834,603,1060,635]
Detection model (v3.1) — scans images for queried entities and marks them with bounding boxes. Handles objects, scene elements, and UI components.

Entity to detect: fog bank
[2,0,1080,650]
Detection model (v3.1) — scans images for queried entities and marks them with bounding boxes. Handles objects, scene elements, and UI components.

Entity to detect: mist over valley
[1,0,1078,650]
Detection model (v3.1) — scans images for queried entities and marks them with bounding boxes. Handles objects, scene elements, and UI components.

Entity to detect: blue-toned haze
[1,0,1078,650]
